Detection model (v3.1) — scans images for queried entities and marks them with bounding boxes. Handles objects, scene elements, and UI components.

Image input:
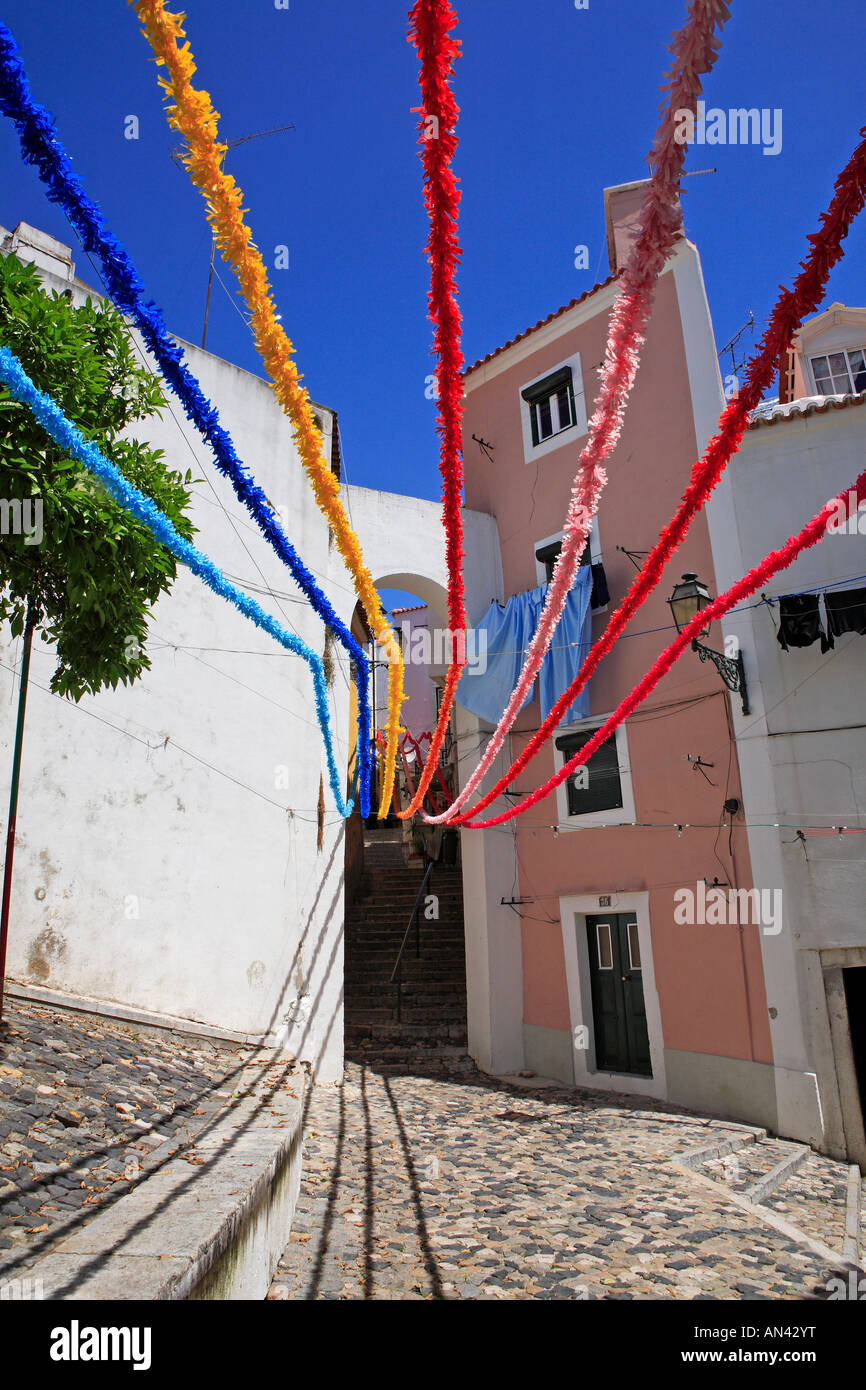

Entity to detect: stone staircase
[344,827,472,1074]
[674,1129,865,1276]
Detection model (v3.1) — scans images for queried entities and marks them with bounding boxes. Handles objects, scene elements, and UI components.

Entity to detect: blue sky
[1,0,864,529]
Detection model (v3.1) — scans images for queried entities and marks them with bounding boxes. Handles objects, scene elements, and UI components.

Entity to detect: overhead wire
[0,17,372,814]
[131,0,400,818]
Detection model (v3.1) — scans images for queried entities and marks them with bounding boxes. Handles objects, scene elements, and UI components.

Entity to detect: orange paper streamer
[132,0,404,816]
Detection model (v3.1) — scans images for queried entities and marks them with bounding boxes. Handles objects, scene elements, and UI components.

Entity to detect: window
[555,725,623,817]
[522,366,577,446]
[535,536,591,584]
[627,921,641,970]
[519,354,588,463]
[810,349,866,396]
[596,922,613,970]
[434,683,453,765]
[534,521,608,610]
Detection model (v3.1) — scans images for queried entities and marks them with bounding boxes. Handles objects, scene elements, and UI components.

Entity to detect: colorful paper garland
[449,119,866,826]
[0,347,353,818]
[132,0,405,819]
[0,17,372,817]
[396,0,467,821]
[464,467,866,828]
[429,0,733,826]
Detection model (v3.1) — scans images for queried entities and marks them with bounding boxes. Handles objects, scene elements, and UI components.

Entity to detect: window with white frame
[553,717,635,828]
[519,353,588,464]
[522,367,577,445]
[810,349,866,396]
[534,519,607,610]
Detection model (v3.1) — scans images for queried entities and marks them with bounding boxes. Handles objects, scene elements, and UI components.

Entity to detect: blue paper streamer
[0,19,370,816]
[0,346,353,818]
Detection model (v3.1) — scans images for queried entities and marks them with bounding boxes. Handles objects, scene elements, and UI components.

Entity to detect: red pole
[0,607,35,1021]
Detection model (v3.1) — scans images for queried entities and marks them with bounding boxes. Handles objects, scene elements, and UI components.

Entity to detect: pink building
[456,181,779,1131]
[390,604,436,744]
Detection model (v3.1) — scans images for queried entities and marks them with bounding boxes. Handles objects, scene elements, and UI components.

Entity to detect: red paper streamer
[427,0,732,826]
[398,0,466,819]
[465,471,866,829]
[380,729,454,815]
[452,121,866,827]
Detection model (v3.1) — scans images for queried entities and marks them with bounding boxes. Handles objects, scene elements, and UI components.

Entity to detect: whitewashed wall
[706,399,866,1157]
[0,229,502,1082]
[0,244,349,1079]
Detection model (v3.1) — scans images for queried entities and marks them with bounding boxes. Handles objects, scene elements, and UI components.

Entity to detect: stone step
[346,971,466,986]
[346,833,468,1063]
[346,1005,467,1025]
[345,1023,468,1045]
[347,937,465,947]
[701,1137,805,1197]
[346,967,466,981]
[345,1045,476,1076]
[345,979,465,998]
[759,1152,859,1257]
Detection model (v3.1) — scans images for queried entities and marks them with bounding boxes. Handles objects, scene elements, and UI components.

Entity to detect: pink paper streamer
[425,0,731,824]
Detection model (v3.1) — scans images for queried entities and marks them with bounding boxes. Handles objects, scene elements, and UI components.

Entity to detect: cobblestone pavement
[0,996,248,1280]
[269,1062,859,1301]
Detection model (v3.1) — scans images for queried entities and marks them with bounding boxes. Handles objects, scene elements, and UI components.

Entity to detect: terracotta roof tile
[463,273,620,376]
[746,391,866,429]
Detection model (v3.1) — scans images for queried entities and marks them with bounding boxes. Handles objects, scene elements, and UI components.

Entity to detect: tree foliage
[0,250,194,699]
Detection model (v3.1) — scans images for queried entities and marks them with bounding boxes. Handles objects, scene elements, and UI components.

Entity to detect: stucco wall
[0,234,501,1085]
[1,309,351,1080]
[460,240,773,1106]
[705,398,866,1152]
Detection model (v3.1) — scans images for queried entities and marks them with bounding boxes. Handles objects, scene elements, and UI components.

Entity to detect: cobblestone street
[0,996,246,1280]
[269,1062,864,1301]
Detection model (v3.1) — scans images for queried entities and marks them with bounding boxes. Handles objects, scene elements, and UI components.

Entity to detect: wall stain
[246,960,266,989]
[26,927,67,982]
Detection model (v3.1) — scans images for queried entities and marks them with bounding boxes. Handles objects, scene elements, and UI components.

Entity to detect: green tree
[0,249,194,698]
[0,248,195,1016]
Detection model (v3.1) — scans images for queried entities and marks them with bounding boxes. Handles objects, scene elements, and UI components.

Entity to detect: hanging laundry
[776,594,833,653]
[825,586,866,638]
[590,561,610,609]
[455,592,537,726]
[538,565,593,723]
[456,568,593,726]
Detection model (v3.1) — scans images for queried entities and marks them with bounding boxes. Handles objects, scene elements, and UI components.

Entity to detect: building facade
[706,304,866,1163]
[0,220,500,1079]
[456,183,788,1133]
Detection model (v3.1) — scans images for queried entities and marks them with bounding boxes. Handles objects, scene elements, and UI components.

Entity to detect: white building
[706,304,866,1164]
[0,221,499,1080]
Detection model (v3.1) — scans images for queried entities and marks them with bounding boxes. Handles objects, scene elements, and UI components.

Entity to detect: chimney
[8,222,76,282]
[778,347,796,405]
[603,179,682,275]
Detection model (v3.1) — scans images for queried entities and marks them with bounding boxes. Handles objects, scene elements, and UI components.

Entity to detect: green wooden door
[586,914,651,1077]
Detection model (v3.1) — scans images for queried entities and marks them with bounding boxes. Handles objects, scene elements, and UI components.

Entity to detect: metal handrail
[388,859,434,1020]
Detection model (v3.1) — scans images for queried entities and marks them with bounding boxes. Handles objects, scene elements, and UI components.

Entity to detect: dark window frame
[555,725,623,817]
[522,367,577,447]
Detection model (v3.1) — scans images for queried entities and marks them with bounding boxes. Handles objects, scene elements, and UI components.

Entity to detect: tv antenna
[171,124,295,349]
[718,312,755,379]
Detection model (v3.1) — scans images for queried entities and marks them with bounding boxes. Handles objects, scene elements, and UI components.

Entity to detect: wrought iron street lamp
[667,573,750,715]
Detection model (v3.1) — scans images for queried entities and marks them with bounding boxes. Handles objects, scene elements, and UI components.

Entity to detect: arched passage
[331,483,514,1078]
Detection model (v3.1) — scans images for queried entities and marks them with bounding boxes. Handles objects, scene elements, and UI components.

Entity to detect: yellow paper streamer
[132,0,404,817]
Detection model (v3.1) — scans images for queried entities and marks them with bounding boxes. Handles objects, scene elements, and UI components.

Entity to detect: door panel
[586,913,652,1077]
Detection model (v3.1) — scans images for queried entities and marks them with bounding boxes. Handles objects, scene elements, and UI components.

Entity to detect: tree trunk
[0,606,35,1021]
